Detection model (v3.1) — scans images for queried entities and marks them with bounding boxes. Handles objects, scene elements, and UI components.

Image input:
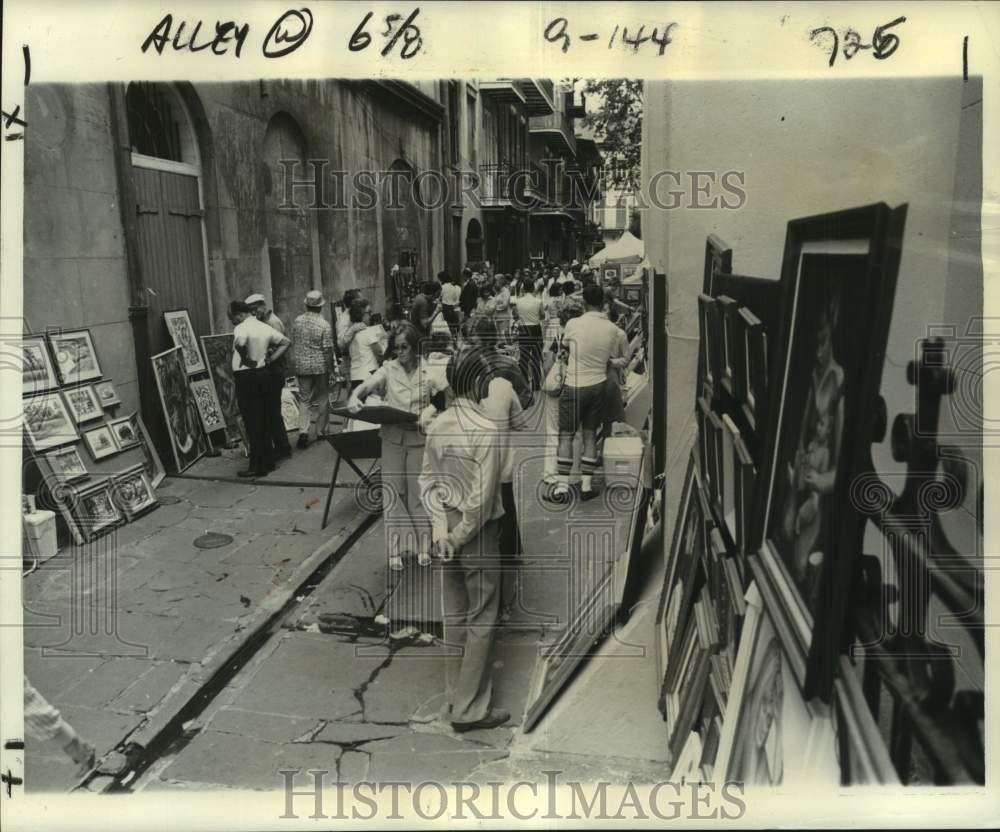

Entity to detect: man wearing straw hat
[289,289,335,449]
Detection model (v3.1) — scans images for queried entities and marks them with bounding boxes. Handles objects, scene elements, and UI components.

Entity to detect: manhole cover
[193,532,234,549]
[159,495,181,505]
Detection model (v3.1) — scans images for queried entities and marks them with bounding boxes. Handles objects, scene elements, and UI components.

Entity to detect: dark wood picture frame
[717,295,739,397]
[751,202,907,700]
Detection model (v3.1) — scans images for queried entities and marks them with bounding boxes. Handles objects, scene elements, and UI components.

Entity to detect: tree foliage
[580,79,643,188]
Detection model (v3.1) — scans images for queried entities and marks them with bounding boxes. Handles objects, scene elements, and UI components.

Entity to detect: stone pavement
[21,439,367,792]
[137,392,666,793]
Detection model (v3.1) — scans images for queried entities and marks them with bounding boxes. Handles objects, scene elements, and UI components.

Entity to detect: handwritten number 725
[811,16,905,67]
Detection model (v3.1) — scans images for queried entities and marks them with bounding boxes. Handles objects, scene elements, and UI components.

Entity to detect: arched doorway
[465,218,484,264]
[261,113,319,325]
[126,82,212,461]
[381,159,424,309]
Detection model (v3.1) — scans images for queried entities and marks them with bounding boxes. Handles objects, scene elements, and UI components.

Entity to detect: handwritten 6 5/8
[544,17,677,56]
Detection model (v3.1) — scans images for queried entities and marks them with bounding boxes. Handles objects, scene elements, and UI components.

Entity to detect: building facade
[24,79,447,461]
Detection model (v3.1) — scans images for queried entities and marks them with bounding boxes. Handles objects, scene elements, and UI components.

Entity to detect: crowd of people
[226,258,640,732]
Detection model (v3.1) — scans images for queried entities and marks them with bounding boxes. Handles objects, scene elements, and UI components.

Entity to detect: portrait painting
[81,424,119,460]
[754,202,906,698]
[21,335,59,396]
[42,445,89,483]
[23,392,78,452]
[151,346,208,472]
[164,309,207,376]
[111,464,158,520]
[62,385,103,424]
[48,329,102,385]
[93,379,122,408]
[189,378,226,434]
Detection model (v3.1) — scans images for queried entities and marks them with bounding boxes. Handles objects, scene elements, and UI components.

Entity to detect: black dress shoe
[579,487,600,502]
[541,484,572,505]
[296,434,309,450]
[451,708,510,733]
[237,469,259,478]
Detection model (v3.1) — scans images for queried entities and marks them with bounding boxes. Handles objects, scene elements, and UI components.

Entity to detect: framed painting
[21,335,60,396]
[74,478,124,541]
[522,562,619,733]
[720,414,740,552]
[62,384,104,424]
[164,309,207,376]
[717,295,739,397]
[705,408,725,525]
[48,329,102,385]
[670,731,705,784]
[735,307,765,432]
[108,415,141,450]
[714,584,821,787]
[695,396,712,489]
[702,233,733,296]
[92,379,122,408]
[655,452,699,684]
[42,445,89,483]
[659,479,711,702]
[752,202,907,699]
[111,464,158,521]
[129,411,167,488]
[697,295,722,399]
[151,345,209,473]
[189,377,226,434]
[201,333,242,436]
[664,591,719,763]
[833,657,899,785]
[81,423,120,460]
[733,433,757,578]
[23,392,78,452]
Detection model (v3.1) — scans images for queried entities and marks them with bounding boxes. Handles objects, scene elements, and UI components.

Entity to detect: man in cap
[246,293,292,460]
[230,299,291,477]
[289,290,335,449]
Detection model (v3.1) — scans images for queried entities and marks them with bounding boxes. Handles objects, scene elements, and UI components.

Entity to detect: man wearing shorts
[546,284,630,503]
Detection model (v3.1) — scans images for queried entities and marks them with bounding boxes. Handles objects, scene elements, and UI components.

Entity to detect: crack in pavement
[352,650,398,722]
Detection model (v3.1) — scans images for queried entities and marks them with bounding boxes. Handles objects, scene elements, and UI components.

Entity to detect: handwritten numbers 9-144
[810,16,905,67]
[544,18,677,56]
[350,8,422,59]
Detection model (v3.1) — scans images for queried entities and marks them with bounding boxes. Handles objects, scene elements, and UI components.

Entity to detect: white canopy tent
[588,230,644,266]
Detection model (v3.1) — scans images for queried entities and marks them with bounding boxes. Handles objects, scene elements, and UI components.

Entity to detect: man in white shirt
[547,285,629,502]
[231,300,290,477]
[347,299,385,386]
[246,292,292,460]
[512,280,545,391]
[419,347,509,732]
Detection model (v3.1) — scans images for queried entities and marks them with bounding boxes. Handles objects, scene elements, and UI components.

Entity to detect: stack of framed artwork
[154,308,237,474]
[654,203,947,786]
[22,329,165,546]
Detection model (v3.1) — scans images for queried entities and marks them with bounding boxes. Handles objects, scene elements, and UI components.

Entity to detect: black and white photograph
[1,2,993,828]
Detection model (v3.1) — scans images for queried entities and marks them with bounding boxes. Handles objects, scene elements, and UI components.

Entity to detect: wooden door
[133,166,210,456]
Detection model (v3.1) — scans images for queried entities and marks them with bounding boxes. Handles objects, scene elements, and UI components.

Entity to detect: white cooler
[24,510,58,561]
[602,436,644,489]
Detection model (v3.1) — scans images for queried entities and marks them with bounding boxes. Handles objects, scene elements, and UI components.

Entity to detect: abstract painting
[164,309,206,376]
[151,345,208,472]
